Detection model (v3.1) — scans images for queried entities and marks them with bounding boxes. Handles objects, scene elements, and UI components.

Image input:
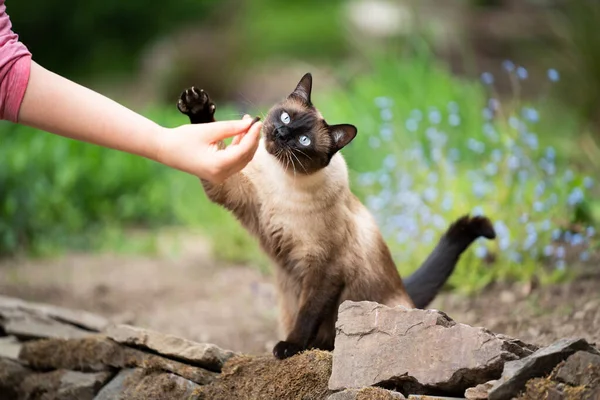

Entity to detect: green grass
[1,54,597,294]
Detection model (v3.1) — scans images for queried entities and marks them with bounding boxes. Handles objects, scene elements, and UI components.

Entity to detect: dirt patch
[195,350,332,400]
[1,233,599,355]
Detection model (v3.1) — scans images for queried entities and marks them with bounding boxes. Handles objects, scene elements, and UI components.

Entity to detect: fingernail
[250,116,261,126]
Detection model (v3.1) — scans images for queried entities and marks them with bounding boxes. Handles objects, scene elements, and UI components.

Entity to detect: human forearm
[18,60,162,161]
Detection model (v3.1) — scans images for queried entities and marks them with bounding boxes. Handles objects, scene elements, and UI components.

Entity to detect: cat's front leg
[272,271,344,359]
[176,86,260,234]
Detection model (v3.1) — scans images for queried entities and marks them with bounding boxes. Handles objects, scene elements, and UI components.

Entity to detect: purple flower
[502,60,515,72]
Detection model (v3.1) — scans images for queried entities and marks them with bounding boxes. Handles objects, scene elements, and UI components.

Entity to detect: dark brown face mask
[263,73,358,175]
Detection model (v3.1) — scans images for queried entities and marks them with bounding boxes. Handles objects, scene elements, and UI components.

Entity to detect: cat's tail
[404,215,496,309]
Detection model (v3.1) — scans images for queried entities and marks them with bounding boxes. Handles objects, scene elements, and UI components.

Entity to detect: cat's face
[263,73,357,175]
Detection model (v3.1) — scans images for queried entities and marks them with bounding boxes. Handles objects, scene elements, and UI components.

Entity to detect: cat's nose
[274,126,288,139]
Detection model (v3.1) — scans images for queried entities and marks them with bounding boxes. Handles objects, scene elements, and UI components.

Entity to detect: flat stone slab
[19,336,218,385]
[488,337,600,400]
[106,324,236,372]
[328,301,536,396]
[0,308,95,340]
[0,295,109,332]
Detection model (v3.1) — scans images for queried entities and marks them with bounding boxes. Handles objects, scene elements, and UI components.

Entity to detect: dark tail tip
[445,214,496,242]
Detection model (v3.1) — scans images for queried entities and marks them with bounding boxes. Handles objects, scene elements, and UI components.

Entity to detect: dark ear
[329,124,357,152]
[289,73,312,104]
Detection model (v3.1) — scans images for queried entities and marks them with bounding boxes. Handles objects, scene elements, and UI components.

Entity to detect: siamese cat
[176,73,496,360]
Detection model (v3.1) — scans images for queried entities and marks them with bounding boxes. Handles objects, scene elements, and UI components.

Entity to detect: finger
[216,121,262,171]
[203,118,258,142]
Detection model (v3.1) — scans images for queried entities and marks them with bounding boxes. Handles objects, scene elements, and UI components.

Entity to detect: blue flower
[556,246,566,259]
[410,109,423,121]
[519,213,529,223]
[467,138,485,154]
[483,123,499,141]
[428,109,442,124]
[475,246,487,259]
[383,155,396,170]
[507,155,520,170]
[449,148,460,161]
[441,194,453,211]
[375,97,393,108]
[583,176,593,189]
[580,251,590,262]
[516,66,528,80]
[481,72,494,85]
[570,233,584,246]
[380,108,393,121]
[522,107,539,123]
[541,219,551,231]
[535,181,546,197]
[586,226,595,237]
[564,169,574,182]
[448,114,461,127]
[423,187,438,203]
[447,101,459,114]
[380,125,393,141]
[491,149,502,163]
[369,136,381,149]
[533,201,545,212]
[488,98,500,111]
[357,173,375,187]
[551,228,562,241]
[524,132,539,150]
[405,118,418,132]
[555,260,566,271]
[543,244,554,256]
[422,229,435,244]
[547,68,560,82]
[545,146,556,160]
[482,108,494,120]
[567,187,584,206]
[427,172,439,184]
[502,60,515,72]
[485,162,499,176]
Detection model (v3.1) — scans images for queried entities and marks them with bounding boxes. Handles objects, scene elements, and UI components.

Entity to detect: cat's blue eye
[298,135,311,146]
[280,111,291,124]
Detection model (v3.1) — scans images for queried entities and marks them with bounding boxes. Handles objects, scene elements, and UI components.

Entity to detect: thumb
[204,118,259,142]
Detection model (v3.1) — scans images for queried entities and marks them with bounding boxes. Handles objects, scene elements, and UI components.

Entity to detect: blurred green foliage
[7,0,218,79]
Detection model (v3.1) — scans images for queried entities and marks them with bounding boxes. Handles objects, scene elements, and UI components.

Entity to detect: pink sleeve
[0,0,31,122]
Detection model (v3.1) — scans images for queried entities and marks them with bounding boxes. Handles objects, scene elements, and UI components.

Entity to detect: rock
[20,370,113,400]
[106,323,236,372]
[0,295,109,332]
[94,368,138,400]
[328,301,536,396]
[554,351,600,388]
[19,336,218,385]
[488,337,600,400]
[465,380,496,399]
[0,335,22,360]
[327,388,406,399]
[0,357,32,400]
[0,308,97,340]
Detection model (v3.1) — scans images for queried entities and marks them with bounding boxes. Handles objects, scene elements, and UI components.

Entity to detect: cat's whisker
[294,148,312,162]
[290,149,307,174]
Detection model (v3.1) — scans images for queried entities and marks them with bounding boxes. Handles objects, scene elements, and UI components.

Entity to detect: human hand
[156,115,262,183]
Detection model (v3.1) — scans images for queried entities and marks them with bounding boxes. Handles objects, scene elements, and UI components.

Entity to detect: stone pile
[0,295,598,399]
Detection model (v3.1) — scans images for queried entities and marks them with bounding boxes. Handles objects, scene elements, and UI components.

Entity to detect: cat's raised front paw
[272,340,304,360]
[177,86,216,124]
